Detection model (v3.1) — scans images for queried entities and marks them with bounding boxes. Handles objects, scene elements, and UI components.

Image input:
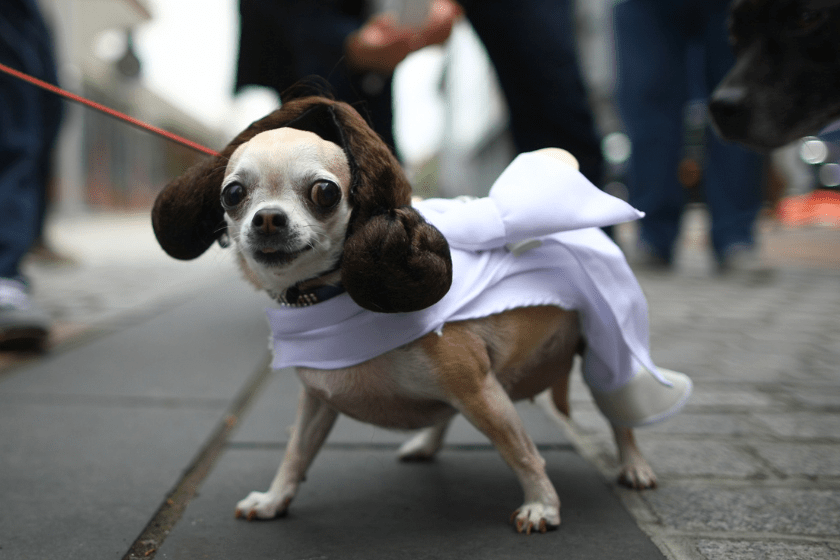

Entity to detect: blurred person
[236,0,460,151]
[235,0,605,187]
[0,0,62,351]
[613,0,766,273]
[456,0,604,186]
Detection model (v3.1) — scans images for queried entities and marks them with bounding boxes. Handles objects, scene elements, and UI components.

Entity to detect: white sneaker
[0,278,49,351]
[590,367,692,427]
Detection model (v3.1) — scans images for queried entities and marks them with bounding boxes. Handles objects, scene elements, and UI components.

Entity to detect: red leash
[0,61,221,157]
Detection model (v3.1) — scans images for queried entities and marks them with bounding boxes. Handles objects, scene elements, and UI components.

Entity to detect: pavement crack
[121,352,273,560]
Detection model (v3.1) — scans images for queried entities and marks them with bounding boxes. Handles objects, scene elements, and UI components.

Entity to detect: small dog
[152,97,666,535]
[710,0,840,149]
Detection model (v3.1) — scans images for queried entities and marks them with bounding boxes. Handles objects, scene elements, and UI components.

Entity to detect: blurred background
[30,0,839,227]
[3,5,839,556]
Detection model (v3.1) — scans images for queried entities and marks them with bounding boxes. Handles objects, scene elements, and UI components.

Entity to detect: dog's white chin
[251,245,312,267]
[242,242,342,294]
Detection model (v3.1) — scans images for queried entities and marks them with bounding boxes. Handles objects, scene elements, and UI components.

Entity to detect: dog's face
[222,128,353,293]
[153,96,452,313]
[710,0,840,149]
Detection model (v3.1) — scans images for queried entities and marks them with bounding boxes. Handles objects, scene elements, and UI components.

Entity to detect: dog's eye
[790,9,827,34]
[221,182,246,207]
[310,180,341,209]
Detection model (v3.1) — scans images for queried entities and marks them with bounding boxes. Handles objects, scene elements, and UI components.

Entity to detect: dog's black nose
[709,85,751,139]
[252,209,288,235]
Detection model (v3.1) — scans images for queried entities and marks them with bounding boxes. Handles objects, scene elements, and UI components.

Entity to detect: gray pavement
[1,208,838,559]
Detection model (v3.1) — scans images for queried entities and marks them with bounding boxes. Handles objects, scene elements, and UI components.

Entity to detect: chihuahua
[710,0,840,149]
[153,97,688,534]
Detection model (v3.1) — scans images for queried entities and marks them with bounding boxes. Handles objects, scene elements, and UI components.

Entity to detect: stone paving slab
[559,249,840,560]
[696,539,840,560]
[0,277,270,401]
[0,402,222,560]
[157,447,665,560]
[783,384,840,408]
[751,412,840,440]
[644,485,840,536]
[641,412,768,437]
[751,442,840,477]
[0,278,272,560]
[636,440,765,479]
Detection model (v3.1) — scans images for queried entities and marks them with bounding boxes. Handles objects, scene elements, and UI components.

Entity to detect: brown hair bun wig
[342,206,452,312]
[152,96,452,313]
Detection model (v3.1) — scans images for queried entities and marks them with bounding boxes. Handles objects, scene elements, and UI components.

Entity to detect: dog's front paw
[234,491,292,520]
[510,503,560,535]
[618,460,658,490]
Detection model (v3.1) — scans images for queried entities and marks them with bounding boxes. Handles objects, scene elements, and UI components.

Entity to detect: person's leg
[460,0,604,186]
[700,0,764,262]
[703,137,764,260]
[0,0,57,350]
[614,0,688,263]
[0,5,46,279]
[32,13,63,240]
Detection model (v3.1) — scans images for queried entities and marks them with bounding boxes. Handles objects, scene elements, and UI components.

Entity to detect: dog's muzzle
[252,208,289,235]
[709,85,751,141]
[247,208,310,265]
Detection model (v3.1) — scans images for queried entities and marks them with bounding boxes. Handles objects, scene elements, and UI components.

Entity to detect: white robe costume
[266,153,692,423]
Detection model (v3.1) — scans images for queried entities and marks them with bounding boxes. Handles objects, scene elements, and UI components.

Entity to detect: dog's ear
[152,154,227,260]
[285,103,349,152]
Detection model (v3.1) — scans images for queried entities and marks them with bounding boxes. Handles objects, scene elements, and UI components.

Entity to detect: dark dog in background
[710,0,840,149]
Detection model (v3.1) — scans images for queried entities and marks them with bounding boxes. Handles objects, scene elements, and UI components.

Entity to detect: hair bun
[341,206,452,313]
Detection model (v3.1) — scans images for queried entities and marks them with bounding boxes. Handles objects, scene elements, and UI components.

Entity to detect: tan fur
[294,307,579,432]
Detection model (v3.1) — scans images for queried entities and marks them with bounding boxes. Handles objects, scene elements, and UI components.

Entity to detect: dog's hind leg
[612,425,657,489]
[235,387,338,520]
[397,417,453,461]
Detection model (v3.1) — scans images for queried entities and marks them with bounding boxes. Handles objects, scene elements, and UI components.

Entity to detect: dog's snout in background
[710,0,840,149]
[709,84,751,140]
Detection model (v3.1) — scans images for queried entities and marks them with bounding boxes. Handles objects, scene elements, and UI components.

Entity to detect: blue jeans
[460,0,604,186]
[0,0,63,278]
[614,0,763,262]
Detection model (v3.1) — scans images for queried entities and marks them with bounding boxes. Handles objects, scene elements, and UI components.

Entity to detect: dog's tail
[549,339,586,418]
[550,375,571,418]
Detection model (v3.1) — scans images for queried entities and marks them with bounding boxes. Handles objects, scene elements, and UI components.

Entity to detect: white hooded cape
[266,152,669,393]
